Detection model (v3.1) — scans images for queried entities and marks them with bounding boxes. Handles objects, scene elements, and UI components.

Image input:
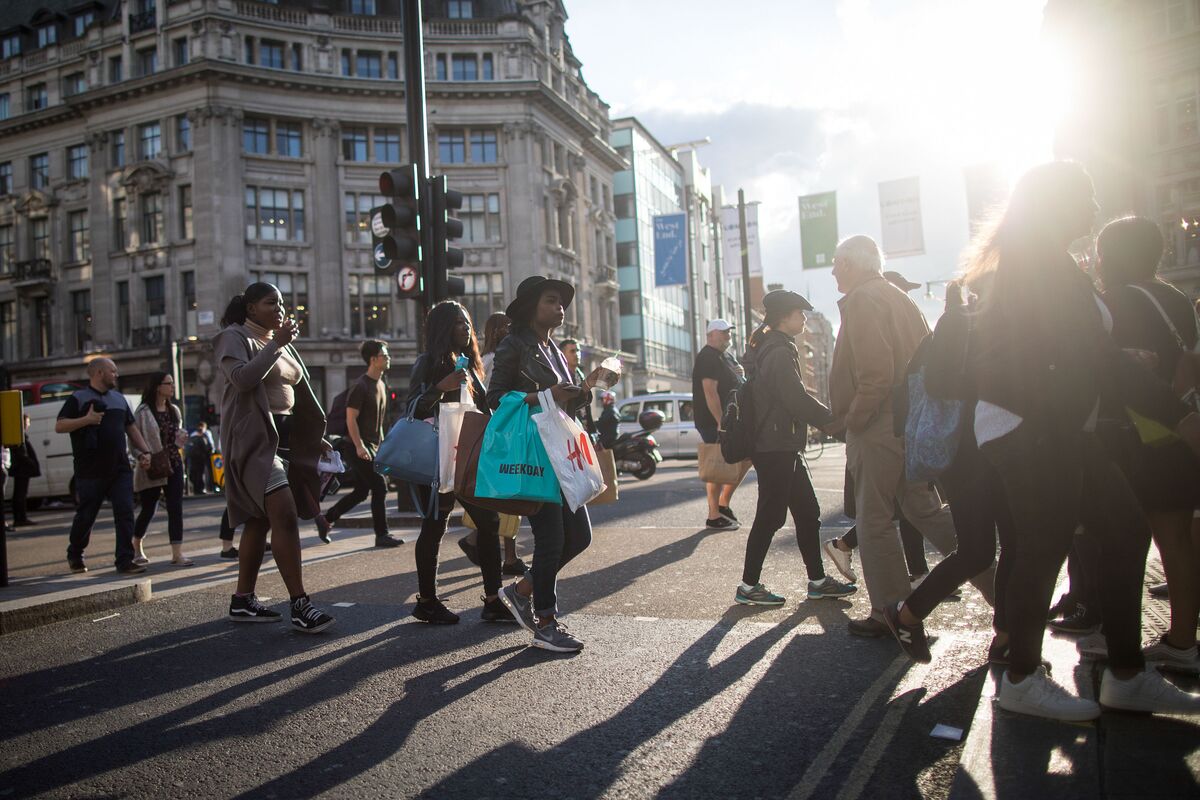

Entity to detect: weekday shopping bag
[697,442,751,486]
[437,402,471,491]
[455,410,543,516]
[475,392,561,505]
[532,389,605,512]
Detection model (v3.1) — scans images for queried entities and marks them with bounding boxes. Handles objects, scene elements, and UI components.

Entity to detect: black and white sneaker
[706,517,738,531]
[229,593,282,623]
[290,595,335,633]
[719,505,739,524]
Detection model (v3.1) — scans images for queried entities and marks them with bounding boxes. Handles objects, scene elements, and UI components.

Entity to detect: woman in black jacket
[407,300,513,625]
[736,290,852,607]
[491,276,601,653]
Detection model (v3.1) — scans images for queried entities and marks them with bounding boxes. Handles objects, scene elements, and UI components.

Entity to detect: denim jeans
[67,469,136,566]
[134,462,185,543]
[529,496,593,617]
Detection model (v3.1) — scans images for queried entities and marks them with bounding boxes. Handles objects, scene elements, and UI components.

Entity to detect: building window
[482,53,494,80]
[387,52,399,79]
[113,197,128,248]
[341,49,352,76]
[245,187,305,241]
[261,39,285,69]
[117,281,131,344]
[1177,72,1199,141]
[112,130,126,168]
[276,121,303,157]
[1,34,21,59]
[447,0,473,19]
[356,51,382,78]
[145,275,166,320]
[138,121,162,160]
[291,42,303,71]
[459,273,505,333]
[176,114,191,151]
[109,55,123,83]
[179,185,193,239]
[0,301,15,361]
[470,130,498,163]
[374,127,400,162]
[26,83,48,112]
[254,271,309,335]
[342,126,368,160]
[438,130,466,163]
[349,274,392,337]
[451,54,477,81]
[0,93,8,120]
[68,211,90,262]
[244,36,255,65]
[461,193,501,243]
[30,153,49,190]
[182,269,197,335]
[63,72,86,96]
[243,118,269,154]
[74,12,95,37]
[0,162,13,195]
[141,192,163,244]
[435,54,447,81]
[67,144,88,179]
[71,290,92,351]
[37,25,57,48]
[0,226,12,274]
[173,37,188,66]
[31,218,50,260]
[343,191,385,245]
[349,0,376,14]
[34,297,50,358]
[135,47,157,77]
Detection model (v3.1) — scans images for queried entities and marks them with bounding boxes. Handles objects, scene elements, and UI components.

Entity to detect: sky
[564,0,1063,326]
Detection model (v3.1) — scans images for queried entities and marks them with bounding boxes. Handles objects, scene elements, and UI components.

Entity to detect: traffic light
[428,174,465,300]
[374,164,423,297]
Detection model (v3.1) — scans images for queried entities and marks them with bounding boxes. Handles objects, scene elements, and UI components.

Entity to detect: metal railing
[237,1,308,26]
[129,11,157,33]
[13,259,52,283]
[131,324,172,347]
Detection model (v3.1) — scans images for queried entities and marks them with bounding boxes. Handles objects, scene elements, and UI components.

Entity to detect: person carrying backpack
[734,290,855,606]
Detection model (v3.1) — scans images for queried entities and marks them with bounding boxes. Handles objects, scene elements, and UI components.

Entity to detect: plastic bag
[475,391,561,504]
[532,389,605,511]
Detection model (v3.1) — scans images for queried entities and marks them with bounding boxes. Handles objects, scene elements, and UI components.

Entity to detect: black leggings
[414,488,502,599]
[905,431,1013,628]
[742,451,824,585]
[134,462,185,543]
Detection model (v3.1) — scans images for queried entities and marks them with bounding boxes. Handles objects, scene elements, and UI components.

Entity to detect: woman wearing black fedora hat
[490,275,605,652]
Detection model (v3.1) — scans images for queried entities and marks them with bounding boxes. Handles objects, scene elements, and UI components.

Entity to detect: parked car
[615,392,699,459]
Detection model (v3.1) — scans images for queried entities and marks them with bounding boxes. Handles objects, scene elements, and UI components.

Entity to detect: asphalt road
[0,446,1007,799]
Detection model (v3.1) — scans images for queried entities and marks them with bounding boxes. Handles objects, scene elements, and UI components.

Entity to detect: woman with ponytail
[212,282,334,633]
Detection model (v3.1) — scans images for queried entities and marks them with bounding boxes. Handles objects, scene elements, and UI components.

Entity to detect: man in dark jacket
[11,414,39,526]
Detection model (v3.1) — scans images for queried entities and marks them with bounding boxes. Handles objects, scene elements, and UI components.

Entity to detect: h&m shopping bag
[532,389,605,512]
[475,391,560,505]
[437,402,471,491]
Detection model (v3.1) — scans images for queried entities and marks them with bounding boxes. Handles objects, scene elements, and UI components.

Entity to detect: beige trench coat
[212,324,327,529]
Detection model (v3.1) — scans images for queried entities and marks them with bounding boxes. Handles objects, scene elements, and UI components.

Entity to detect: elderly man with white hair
[827,235,993,643]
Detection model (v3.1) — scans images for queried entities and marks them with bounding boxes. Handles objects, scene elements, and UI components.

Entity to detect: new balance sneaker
[718,505,739,523]
[229,593,282,623]
[706,517,739,531]
[822,538,857,583]
[290,595,335,634]
[481,595,516,623]
[1100,667,1200,714]
[884,602,932,663]
[532,619,584,652]
[807,576,857,599]
[735,583,785,606]
[1143,635,1200,675]
[997,666,1100,722]
[68,559,88,574]
[498,582,536,633]
[1077,631,1108,660]
[412,596,460,625]
[1047,603,1099,635]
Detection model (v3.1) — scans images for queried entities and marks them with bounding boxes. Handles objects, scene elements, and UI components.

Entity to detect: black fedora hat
[506,275,575,320]
[762,289,813,316]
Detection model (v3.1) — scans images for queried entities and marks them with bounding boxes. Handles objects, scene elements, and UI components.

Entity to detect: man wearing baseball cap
[692,318,745,530]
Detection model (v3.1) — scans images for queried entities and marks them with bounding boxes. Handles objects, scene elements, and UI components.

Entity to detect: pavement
[0,446,1196,799]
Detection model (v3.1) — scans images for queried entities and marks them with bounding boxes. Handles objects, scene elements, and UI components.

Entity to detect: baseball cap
[882,270,921,292]
[706,319,734,333]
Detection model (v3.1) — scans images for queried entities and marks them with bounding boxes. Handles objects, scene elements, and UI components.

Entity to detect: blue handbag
[904,366,963,482]
[374,393,440,517]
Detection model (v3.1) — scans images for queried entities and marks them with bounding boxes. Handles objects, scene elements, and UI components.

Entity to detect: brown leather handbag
[454,410,542,516]
[147,448,172,480]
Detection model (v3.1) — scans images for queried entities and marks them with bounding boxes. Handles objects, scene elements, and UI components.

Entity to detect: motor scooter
[612,409,664,480]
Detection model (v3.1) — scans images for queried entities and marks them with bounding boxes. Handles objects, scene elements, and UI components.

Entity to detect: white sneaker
[1142,636,1200,676]
[997,665,1100,722]
[1099,667,1200,714]
[1078,631,1108,660]
[823,538,857,583]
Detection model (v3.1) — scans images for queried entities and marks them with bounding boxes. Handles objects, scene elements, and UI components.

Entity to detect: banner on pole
[878,177,925,258]
[798,192,838,270]
[653,213,688,287]
[720,204,763,278]
[963,163,1009,235]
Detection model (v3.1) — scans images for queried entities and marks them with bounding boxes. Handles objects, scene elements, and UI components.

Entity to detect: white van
[6,393,143,504]
[615,392,700,459]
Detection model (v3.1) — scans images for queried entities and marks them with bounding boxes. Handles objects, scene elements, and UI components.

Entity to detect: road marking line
[332,602,357,608]
[834,688,919,800]
[785,654,908,800]
[91,613,121,622]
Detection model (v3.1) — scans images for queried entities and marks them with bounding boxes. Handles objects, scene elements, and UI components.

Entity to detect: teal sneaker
[735,583,786,606]
[807,576,858,599]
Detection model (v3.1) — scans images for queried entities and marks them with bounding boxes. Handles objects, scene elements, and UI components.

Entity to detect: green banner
[798,192,838,270]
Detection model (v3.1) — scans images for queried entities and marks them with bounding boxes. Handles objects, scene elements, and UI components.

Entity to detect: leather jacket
[406,353,489,419]
[485,326,592,414]
[746,330,833,453]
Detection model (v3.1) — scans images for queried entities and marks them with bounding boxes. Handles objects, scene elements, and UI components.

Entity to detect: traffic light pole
[401,0,434,319]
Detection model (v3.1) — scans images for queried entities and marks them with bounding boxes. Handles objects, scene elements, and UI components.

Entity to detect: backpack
[326,389,349,437]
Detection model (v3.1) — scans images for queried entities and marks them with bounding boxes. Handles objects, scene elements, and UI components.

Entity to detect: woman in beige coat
[212,282,334,633]
[130,371,191,566]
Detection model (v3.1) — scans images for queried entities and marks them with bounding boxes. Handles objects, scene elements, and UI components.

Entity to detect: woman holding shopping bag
[407,300,515,625]
[491,276,605,652]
